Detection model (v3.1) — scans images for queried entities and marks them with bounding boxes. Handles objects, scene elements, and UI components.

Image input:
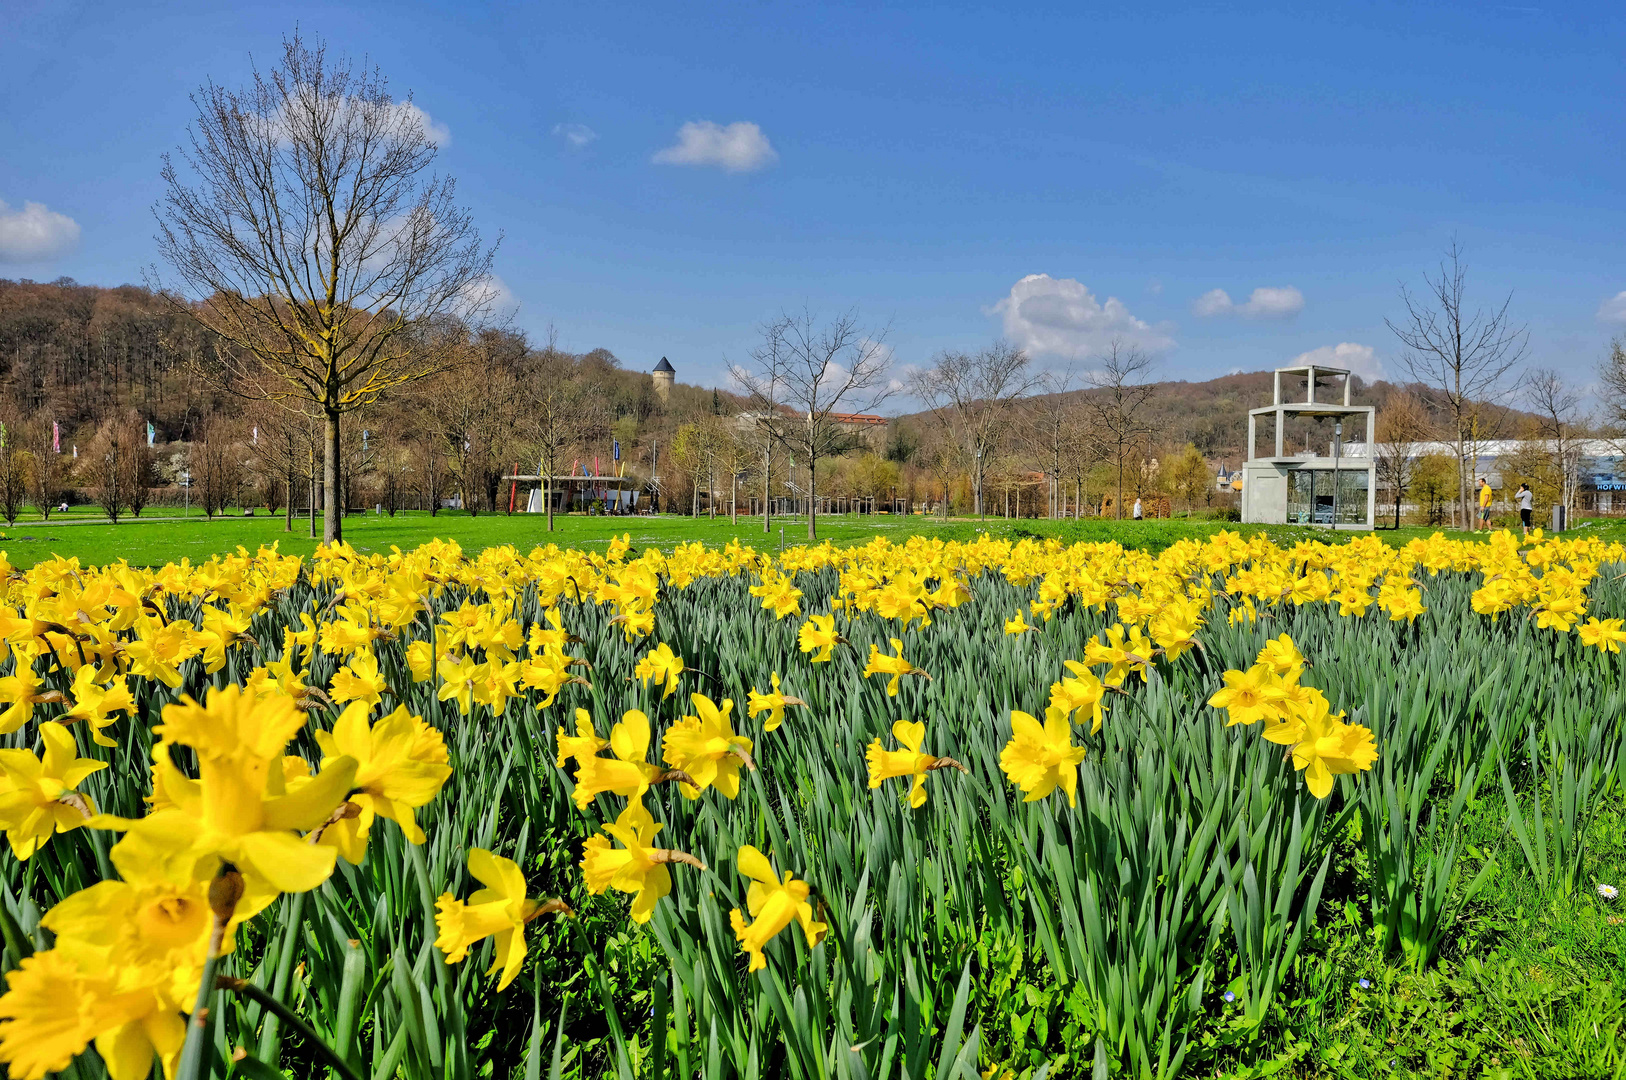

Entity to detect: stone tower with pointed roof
[651,356,675,401]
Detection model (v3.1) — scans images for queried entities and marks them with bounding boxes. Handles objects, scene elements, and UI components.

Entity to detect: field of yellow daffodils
[0,528,1622,1080]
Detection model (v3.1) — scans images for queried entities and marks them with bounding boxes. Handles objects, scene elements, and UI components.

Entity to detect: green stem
[220,977,365,1080]
[255,889,307,1061]
[176,918,227,1080]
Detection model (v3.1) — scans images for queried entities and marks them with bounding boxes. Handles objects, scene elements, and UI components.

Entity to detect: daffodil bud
[209,867,245,922]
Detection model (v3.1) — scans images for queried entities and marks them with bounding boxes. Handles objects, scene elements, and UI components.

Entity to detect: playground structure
[1240,364,1376,530]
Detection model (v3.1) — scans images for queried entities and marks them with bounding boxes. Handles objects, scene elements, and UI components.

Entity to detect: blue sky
[2,0,1623,404]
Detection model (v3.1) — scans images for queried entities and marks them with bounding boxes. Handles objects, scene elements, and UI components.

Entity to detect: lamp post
[1331,421,1342,529]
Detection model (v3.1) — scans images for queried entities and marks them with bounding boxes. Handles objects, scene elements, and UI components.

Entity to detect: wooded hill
[892,368,1543,467]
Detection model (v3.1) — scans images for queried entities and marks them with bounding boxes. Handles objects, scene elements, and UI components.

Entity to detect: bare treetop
[906,340,1035,517]
[151,30,498,542]
[734,308,895,539]
[1387,240,1527,405]
[1079,339,1159,519]
[1385,240,1527,529]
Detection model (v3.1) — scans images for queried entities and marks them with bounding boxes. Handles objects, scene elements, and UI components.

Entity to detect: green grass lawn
[4,508,1623,569]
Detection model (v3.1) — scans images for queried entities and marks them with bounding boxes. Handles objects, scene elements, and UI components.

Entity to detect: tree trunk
[284,469,293,532]
[308,447,317,538]
[730,472,738,524]
[762,446,772,534]
[545,466,554,532]
[1116,442,1126,520]
[807,455,818,541]
[323,409,342,544]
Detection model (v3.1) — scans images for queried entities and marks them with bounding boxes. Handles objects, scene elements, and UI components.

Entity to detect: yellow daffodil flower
[60,665,135,747]
[580,799,702,924]
[435,848,570,990]
[1290,704,1378,799]
[745,672,804,733]
[1051,662,1108,735]
[998,706,1085,806]
[330,648,388,710]
[1256,633,1306,678]
[1083,624,1154,686]
[728,845,827,972]
[555,708,609,769]
[1207,664,1287,726]
[634,642,685,699]
[571,709,672,810]
[313,703,451,863]
[865,720,965,808]
[92,686,358,896]
[1579,616,1626,653]
[863,638,929,697]
[797,613,842,662]
[0,722,107,859]
[662,694,754,800]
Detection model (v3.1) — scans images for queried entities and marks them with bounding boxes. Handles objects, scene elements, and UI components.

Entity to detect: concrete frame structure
[1241,364,1376,530]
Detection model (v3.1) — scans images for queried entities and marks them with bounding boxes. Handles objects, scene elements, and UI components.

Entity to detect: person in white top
[1517,483,1534,538]
[1132,497,1143,520]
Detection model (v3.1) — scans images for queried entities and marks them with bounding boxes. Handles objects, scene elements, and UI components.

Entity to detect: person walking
[1517,482,1534,538]
[1132,497,1143,521]
[1477,477,1493,532]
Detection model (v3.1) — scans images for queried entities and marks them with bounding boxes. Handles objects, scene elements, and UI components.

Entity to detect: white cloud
[457,273,518,319]
[992,274,1175,357]
[553,122,598,149]
[653,121,777,172]
[1289,342,1384,382]
[1192,285,1305,319]
[1598,291,1626,323]
[399,101,458,148]
[251,94,449,148]
[395,101,450,147]
[0,199,80,262]
[1193,288,1233,317]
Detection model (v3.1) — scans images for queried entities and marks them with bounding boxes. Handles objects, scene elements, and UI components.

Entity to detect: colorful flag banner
[252,426,258,446]
[146,422,155,447]
[53,421,60,454]
[613,439,621,462]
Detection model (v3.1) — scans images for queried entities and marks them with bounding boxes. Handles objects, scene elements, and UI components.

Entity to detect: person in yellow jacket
[1477,477,1493,531]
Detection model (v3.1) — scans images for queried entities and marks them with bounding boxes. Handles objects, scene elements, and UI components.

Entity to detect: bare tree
[742,322,789,534]
[1374,392,1430,528]
[1598,338,1626,452]
[1026,368,1080,519]
[153,31,498,544]
[0,415,27,525]
[123,414,156,518]
[1527,368,1586,514]
[1079,340,1159,520]
[1386,240,1527,529]
[192,416,244,518]
[735,310,895,540]
[907,341,1036,518]
[522,334,604,530]
[711,416,755,524]
[246,399,319,531]
[83,414,132,523]
[25,420,62,520]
